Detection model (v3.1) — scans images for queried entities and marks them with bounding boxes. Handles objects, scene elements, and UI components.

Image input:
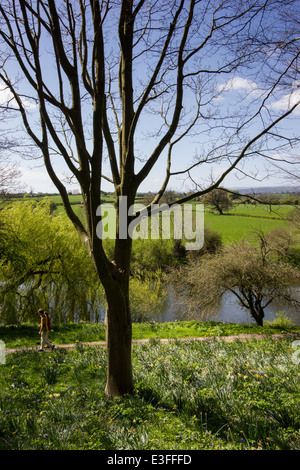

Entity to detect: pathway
[5,331,300,355]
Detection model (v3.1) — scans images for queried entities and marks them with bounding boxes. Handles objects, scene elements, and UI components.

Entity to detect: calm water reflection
[150,284,300,326]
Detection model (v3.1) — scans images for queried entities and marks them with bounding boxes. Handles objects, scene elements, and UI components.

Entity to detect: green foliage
[187,227,222,261]
[265,312,295,329]
[0,200,103,324]
[131,238,178,271]
[0,200,176,325]
[0,197,298,327]
[130,270,167,322]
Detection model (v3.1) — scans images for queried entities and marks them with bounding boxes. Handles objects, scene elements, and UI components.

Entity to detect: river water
[92,284,300,326]
[150,284,300,326]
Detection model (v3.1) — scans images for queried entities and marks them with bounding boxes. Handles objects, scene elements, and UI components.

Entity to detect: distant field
[225,203,293,219]
[55,200,292,243]
[2,195,294,244]
[205,212,287,243]
[5,193,115,205]
[203,203,293,243]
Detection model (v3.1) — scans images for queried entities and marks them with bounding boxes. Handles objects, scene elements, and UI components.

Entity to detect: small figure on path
[44,311,54,346]
[38,308,55,352]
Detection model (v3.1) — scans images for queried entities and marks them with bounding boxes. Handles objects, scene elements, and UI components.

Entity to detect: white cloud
[0,80,37,109]
[218,76,264,96]
[268,89,300,115]
[214,76,264,103]
[215,77,300,116]
[218,77,258,93]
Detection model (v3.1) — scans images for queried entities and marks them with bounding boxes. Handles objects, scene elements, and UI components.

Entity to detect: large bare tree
[0,105,24,197]
[0,0,299,396]
[0,152,23,197]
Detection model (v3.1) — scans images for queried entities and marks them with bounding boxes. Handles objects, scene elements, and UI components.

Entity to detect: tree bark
[102,212,135,397]
[249,305,265,326]
[104,277,134,397]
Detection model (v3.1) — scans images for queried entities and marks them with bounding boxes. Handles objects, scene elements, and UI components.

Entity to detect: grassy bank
[1,318,300,349]
[1,329,299,450]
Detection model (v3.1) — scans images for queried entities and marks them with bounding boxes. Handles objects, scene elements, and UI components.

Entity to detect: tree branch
[135,0,194,187]
[171,99,300,207]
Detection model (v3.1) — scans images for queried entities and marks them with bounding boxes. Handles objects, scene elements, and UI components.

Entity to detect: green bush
[265,312,295,329]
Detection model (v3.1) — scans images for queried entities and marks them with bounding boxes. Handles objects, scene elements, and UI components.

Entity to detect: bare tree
[0,163,23,197]
[0,93,24,197]
[255,9,300,184]
[0,0,299,396]
[0,133,24,197]
[173,235,300,326]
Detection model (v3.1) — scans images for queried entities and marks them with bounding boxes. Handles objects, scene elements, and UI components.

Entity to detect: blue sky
[1,71,299,194]
[1,1,299,195]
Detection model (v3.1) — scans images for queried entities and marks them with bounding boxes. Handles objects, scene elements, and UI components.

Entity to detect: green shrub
[265,312,295,329]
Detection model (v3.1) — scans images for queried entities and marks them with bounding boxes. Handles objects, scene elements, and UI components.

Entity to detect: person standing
[44,311,54,347]
[38,309,55,352]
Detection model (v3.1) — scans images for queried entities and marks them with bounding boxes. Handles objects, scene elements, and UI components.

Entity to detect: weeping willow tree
[0,200,104,323]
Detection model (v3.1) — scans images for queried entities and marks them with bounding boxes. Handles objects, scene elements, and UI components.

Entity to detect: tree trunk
[240,288,265,327]
[216,204,223,215]
[104,277,134,397]
[102,225,135,397]
[249,306,264,326]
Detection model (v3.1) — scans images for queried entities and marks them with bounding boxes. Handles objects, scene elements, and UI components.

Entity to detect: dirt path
[5,332,300,355]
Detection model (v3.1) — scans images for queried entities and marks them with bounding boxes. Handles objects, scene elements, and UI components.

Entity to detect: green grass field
[204,211,287,243]
[53,205,293,245]
[228,203,292,218]
[17,194,294,242]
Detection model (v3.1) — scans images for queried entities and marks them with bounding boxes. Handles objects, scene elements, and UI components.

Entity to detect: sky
[1,74,299,195]
[1,2,300,196]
